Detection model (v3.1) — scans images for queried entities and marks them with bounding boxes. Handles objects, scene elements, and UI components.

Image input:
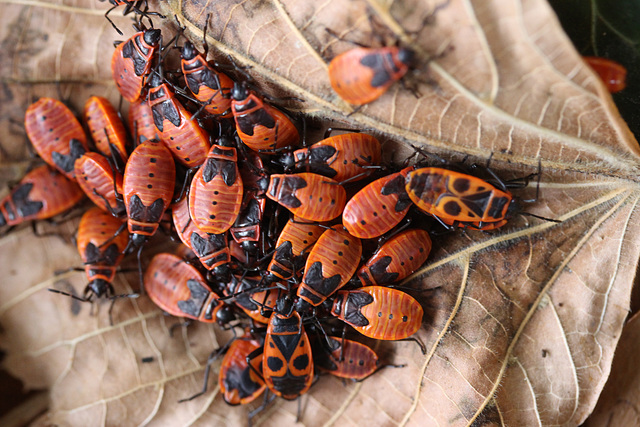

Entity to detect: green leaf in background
[550,0,640,141]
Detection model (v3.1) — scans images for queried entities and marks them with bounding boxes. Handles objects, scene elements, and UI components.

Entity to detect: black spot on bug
[388,314,393,319]
[453,178,470,193]
[444,201,461,216]
[149,173,154,177]
[333,260,337,265]
[402,316,408,322]
[150,158,156,163]
[343,240,349,245]
[338,251,343,256]
[267,356,284,371]
[209,215,216,219]
[378,312,382,317]
[147,184,152,189]
[293,354,309,370]
[212,201,217,205]
[360,220,366,225]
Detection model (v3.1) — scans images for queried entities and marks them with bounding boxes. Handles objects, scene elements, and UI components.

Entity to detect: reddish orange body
[298,227,362,306]
[358,229,432,286]
[331,286,423,340]
[83,96,129,166]
[263,309,313,400]
[584,56,627,93]
[288,132,381,182]
[328,46,413,105]
[266,173,346,222]
[74,152,125,216]
[144,253,224,322]
[315,337,379,380]
[172,198,230,272]
[123,140,176,237]
[76,207,129,296]
[111,29,161,102]
[342,167,413,238]
[181,41,234,118]
[231,84,299,153]
[219,334,266,405]
[24,98,88,180]
[405,167,512,230]
[147,75,210,167]
[0,165,84,227]
[128,98,158,143]
[189,144,243,234]
[267,217,323,282]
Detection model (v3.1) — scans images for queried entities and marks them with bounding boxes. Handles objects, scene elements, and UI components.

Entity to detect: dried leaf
[1,0,639,426]
[583,311,640,426]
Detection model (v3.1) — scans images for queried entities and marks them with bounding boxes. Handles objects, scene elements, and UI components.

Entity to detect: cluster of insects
[1,0,601,423]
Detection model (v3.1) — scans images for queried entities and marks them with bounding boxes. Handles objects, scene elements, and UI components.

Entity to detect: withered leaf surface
[1,0,639,426]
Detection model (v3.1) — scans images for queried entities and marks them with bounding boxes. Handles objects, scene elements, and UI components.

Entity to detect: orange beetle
[357,229,432,286]
[181,41,234,118]
[219,333,266,405]
[265,217,323,283]
[74,207,129,299]
[342,166,413,238]
[74,152,125,216]
[171,198,231,280]
[281,132,381,182]
[266,173,346,222]
[0,165,84,227]
[262,299,314,400]
[147,72,210,168]
[83,96,129,169]
[331,286,423,340]
[313,336,379,381]
[144,252,229,323]
[123,139,176,244]
[111,29,161,103]
[188,140,243,234]
[231,82,299,153]
[405,167,513,230]
[24,98,88,180]
[296,227,362,309]
[328,46,414,105]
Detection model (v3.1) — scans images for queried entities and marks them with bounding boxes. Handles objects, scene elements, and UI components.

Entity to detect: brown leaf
[583,311,640,426]
[1,0,639,426]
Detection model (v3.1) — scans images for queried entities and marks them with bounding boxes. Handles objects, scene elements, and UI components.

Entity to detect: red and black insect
[74,152,126,216]
[265,217,323,283]
[128,98,158,144]
[48,208,134,321]
[172,198,231,281]
[147,72,210,168]
[123,139,176,245]
[83,96,129,170]
[261,298,314,400]
[111,28,162,103]
[357,229,432,286]
[280,132,381,182]
[218,332,266,405]
[342,166,413,238]
[405,167,515,230]
[296,227,362,310]
[24,97,88,180]
[188,139,243,234]
[229,148,269,257]
[231,82,300,153]
[181,40,234,118]
[266,172,346,222]
[74,207,129,299]
[328,46,415,105]
[584,56,627,93]
[313,336,379,381]
[144,252,232,324]
[331,286,423,340]
[0,165,84,228]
